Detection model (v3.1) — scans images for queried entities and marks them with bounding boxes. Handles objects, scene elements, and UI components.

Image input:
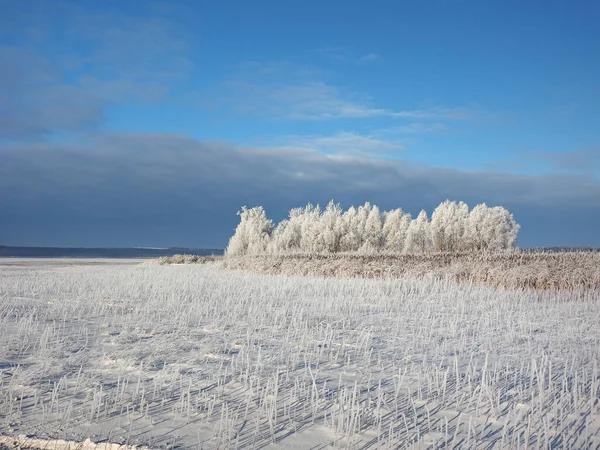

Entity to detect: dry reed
[214,251,600,291]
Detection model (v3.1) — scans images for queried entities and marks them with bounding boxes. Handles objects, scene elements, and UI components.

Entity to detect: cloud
[205,60,480,122]
[0,2,197,141]
[314,47,348,61]
[77,76,171,104]
[535,149,600,171]
[361,53,380,62]
[487,149,600,174]
[388,107,475,121]
[274,132,404,156]
[0,46,106,140]
[9,1,194,81]
[314,48,380,63]
[391,122,450,134]
[1,133,599,247]
[63,9,194,81]
[1,1,193,131]
[221,78,476,121]
[268,82,390,120]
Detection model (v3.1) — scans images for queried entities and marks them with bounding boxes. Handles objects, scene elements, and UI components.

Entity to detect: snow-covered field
[0,259,599,449]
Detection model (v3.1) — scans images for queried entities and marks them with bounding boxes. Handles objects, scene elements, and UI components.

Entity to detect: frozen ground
[0,259,599,449]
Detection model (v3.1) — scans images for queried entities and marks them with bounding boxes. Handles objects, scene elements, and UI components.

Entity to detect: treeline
[226,200,520,256]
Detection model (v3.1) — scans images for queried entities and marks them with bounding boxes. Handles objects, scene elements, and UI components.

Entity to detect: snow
[0,435,150,450]
[0,259,599,448]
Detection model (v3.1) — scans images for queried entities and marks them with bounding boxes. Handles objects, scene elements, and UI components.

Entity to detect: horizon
[2,243,600,253]
[1,1,599,248]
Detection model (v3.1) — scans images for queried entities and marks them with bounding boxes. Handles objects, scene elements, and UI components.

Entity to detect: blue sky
[1,0,599,248]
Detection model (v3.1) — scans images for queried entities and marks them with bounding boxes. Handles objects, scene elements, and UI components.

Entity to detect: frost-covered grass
[0,260,599,449]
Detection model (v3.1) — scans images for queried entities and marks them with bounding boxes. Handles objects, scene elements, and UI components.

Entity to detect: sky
[1,0,599,248]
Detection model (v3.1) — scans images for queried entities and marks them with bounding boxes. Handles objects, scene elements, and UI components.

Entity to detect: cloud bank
[1,133,599,248]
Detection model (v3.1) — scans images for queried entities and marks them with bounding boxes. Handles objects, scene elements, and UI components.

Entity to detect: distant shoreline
[0,245,223,258]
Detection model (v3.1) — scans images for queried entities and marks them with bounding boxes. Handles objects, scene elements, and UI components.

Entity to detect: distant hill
[0,245,223,258]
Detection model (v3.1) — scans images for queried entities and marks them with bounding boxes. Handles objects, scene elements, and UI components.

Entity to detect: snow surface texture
[1,260,599,449]
[0,434,150,450]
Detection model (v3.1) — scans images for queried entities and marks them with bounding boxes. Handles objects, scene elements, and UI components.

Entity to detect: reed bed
[158,251,600,291]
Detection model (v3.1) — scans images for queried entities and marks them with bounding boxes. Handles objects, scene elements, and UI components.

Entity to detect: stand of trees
[226,200,520,256]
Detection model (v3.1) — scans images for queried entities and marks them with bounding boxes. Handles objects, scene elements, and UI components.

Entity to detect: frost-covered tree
[430,200,469,251]
[339,206,361,252]
[486,206,520,249]
[466,203,489,251]
[320,200,344,253]
[355,202,372,249]
[268,207,305,253]
[226,206,273,256]
[227,199,519,255]
[404,210,432,253]
[382,208,411,252]
[267,219,288,254]
[299,203,323,253]
[360,204,383,253]
[466,203,520,250]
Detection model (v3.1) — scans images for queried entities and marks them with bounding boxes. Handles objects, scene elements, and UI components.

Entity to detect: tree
[430,200,469,251]
[466,203,520,250]
[226,199,519,255]
[270,207,305,253]
[299,203,323,253]
[360,204,383,253]
[486,206,519,249]
[267,219,289,254]
[404,210,432,253]
[226,206,273,256]
[382,208,411,252]
[339,206,361,252]
[353,202,372,250]
[320,200,344,253]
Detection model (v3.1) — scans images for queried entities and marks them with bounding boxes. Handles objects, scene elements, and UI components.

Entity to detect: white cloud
[361,53,380,62]
[314,48,380,63]
[223,78,477,122]
[205,59,487,123]
[392,122,450,134]
[270,82,390,120]
[275,131,404,156]
[388,107,473,121]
